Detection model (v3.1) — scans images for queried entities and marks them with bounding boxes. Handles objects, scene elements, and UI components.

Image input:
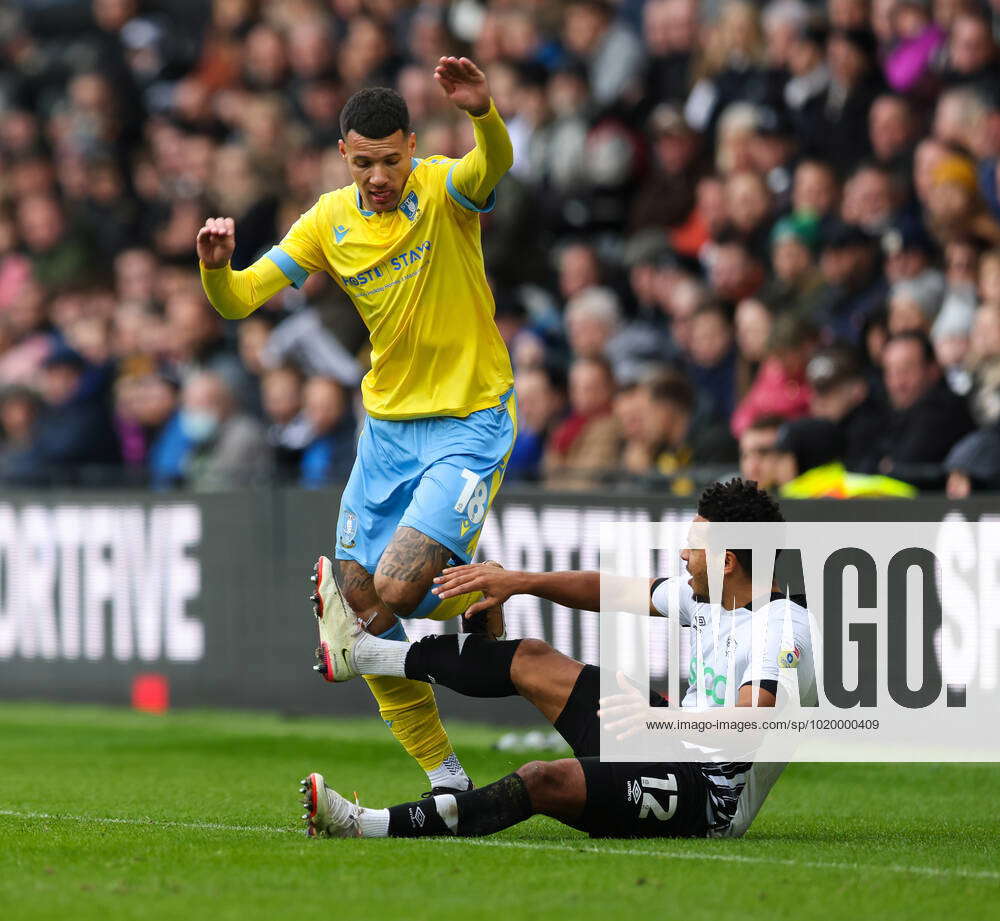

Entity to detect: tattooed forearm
[377,527,451,584]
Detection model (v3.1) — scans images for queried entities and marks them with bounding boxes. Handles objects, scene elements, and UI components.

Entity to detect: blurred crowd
[4,0,1000,496]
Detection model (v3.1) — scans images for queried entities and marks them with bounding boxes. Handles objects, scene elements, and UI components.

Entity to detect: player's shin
[363,673,471,792]
[408,634,521,695]
[356,633,521,697]
[359,773,534,838]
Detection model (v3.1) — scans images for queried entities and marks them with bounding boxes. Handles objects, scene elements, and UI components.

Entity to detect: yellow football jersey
[269,157,512,419]
[201,104,514,421]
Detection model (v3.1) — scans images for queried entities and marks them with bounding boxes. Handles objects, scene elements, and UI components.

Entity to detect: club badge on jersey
[399,191,421,222]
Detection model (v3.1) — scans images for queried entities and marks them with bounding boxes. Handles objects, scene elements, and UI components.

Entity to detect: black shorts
[553,664,669,759]
[578,758,710,839]
[553,665,710,839]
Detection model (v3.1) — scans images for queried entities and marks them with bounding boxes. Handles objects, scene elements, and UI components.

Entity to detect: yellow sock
[362,593,485,780]
[363,673,454,773]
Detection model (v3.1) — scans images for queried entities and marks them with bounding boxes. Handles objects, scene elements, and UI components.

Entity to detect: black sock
[386,797,452,837]
[455,773,534,836]
[403,635,521,698]
[387,773,534,838]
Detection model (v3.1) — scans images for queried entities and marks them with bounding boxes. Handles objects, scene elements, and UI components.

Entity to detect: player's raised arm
[196,216,237,270]
[435,56,513,210]
[197,204,327,320]
[196,216,289,320]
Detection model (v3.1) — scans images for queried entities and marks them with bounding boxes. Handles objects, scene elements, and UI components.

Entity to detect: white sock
[358,807,390,838]
[425,752,471,792]
[353,633,409,677]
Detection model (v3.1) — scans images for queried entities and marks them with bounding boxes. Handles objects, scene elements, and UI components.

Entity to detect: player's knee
[373,573,425,616]
[516,760,556,796]
[512,638,558,673]
[515,637,556,660]
[516,760,574,808]
[509,638,561,698]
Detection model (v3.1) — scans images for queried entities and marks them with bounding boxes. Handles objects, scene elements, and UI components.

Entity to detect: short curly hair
[698,478,784,523]
[697,478,784,575]
[340,87,410,140]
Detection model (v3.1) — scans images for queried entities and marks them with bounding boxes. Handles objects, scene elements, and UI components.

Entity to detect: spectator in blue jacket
[300,376,356,487]
[29,348,120,483]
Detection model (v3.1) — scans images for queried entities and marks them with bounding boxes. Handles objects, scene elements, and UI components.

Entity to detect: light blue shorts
[334,390,516,581]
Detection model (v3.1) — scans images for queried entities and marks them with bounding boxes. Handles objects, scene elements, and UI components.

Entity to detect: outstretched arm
[434,56,513,209]
[433,563,670,618]
[432,565,603,616]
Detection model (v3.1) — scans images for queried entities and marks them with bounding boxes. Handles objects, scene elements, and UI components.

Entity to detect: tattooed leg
[373,526,452,622]
[333,559,396,635]
[334,526,452,632]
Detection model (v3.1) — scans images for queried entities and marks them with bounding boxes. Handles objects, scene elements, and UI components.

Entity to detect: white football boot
[310,555,362,683]
[299,772,361,838]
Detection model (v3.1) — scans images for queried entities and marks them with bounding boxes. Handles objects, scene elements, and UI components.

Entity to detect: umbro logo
[334,224,350,243]
[410,806,426,828]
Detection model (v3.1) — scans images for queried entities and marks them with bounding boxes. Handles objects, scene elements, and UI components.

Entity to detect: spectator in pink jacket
[884,1,946,94]
[731,313,817,437]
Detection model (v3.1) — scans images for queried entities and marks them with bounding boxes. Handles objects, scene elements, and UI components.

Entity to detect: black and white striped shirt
[650,578,817,837]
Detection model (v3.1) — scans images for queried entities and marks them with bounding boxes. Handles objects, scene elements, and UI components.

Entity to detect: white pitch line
[457,838,1000,882]
[2,809,996,882]
[0,809,294,835]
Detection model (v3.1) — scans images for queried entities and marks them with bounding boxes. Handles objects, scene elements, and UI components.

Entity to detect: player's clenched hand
[432,562,518,618]
[196,216,236,269]
[434,56,491,116]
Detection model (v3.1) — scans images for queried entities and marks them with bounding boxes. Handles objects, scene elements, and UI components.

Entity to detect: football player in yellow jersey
[196,57,515,795]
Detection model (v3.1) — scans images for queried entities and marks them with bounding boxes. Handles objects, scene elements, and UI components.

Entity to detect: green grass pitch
[1,701,998,921]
